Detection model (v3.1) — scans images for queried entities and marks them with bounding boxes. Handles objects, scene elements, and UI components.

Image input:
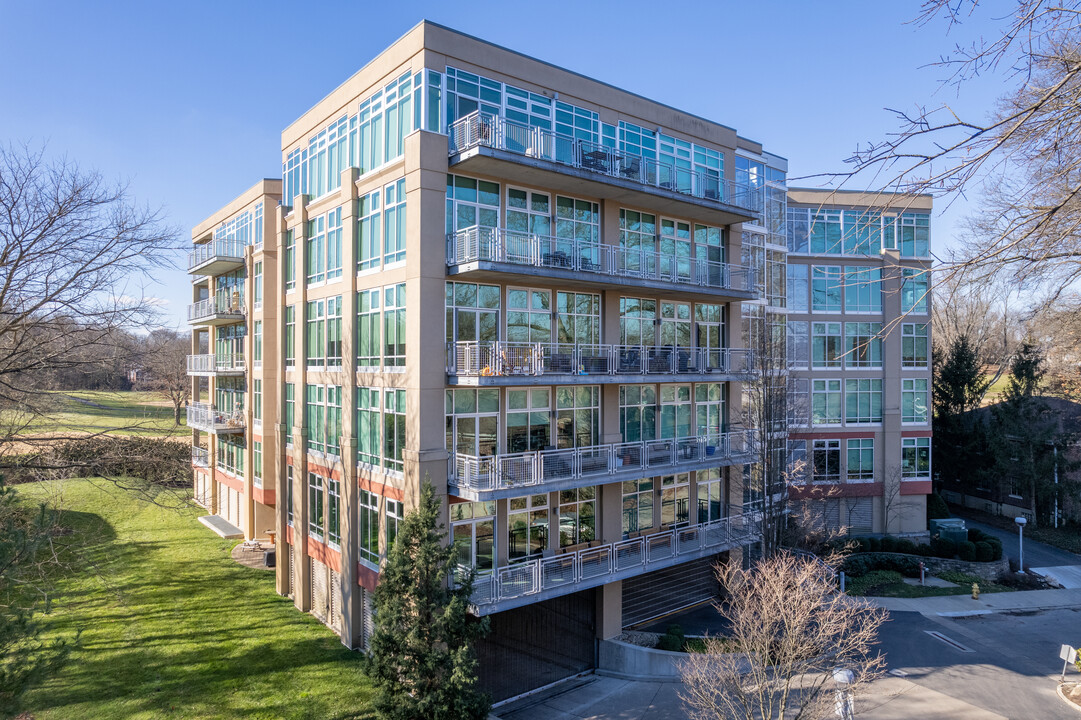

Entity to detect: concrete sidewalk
[869,587,1081,615]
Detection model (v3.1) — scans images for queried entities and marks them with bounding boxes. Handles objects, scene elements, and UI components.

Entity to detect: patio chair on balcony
[619,156,641,180]
[618,348,641,373]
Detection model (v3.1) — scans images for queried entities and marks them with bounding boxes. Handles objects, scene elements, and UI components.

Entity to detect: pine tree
[365,481,490,720]
[932,336,994,488]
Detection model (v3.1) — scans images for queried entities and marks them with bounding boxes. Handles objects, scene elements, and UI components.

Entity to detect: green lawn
[12,391,188,438]
[16,478,372,720]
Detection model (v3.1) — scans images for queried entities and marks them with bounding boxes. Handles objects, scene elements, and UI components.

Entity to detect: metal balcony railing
[447,341,754,378]
[448,111,763,214]
[188,237,246,271]
[465,510,760,608]
[191,446,210,468]
[186,402,245,433]
[186,353,245,374]
[450,430,756,494]
[447,227,757,295]
[187,295,246,323]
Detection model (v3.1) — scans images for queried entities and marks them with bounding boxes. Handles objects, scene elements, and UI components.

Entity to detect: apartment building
[785,189,933,535]
[186,21,929,698]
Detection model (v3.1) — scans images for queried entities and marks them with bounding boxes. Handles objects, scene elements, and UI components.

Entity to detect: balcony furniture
[549,353,574,373]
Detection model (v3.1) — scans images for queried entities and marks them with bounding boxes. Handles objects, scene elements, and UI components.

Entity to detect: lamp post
[1015,516,1027,574]
[833,668,854,719]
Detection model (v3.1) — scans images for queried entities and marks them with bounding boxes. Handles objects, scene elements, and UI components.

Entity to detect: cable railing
[187,295,246,323]
[448,111,763,214]
[465,510,760,607]
[186,353,245,374]
[187,237,246,271]
[447,341,754,378]
[186,402,245,433]
[447,227,757,295]
[450,429,756,494]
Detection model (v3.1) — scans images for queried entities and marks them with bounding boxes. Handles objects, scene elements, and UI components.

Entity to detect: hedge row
[843,529,1003,563]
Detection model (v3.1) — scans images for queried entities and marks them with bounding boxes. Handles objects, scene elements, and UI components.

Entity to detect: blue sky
[0,0,1006,329]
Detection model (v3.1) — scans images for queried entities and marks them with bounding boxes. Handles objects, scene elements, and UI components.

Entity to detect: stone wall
[848,551,1009,583]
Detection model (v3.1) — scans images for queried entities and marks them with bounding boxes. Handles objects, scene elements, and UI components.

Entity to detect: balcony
[187,353,245,377]
[450,430,756,501]
[188,238,246,275]
[448,112,761,227]
[447,341,754,385]
[192,446,210,468]
[187,296,245,326]
[447,227,757,300]
[187,402,244,434]
[467,510,760,615]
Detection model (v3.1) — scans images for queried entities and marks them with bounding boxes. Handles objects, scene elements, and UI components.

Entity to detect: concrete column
[291,197,312,612]
[596,580,623,640]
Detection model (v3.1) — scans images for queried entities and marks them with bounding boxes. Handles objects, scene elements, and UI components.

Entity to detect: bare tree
[0,143,175,458]
[680,552,887,720]
[838,1,1081,295]
[134,329,191,425]
[740,305,790,557]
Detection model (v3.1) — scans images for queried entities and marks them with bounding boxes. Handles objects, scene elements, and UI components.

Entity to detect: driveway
[965,519,1081,587]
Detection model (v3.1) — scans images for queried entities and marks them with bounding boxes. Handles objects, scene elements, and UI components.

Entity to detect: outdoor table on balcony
[580,149,611,172]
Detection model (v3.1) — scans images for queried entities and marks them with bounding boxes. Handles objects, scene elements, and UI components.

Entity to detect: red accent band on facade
[357,476,404,502]
[900,480,933,495]
[901,430,933,438]
[306,537,342,573]
[252,487,276,506]
[357,562,380,591]
[215,470,244,493]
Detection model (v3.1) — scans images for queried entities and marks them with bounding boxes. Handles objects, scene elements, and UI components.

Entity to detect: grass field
[845,569,1014,598]
[13,391,188,438]
[16,479,372,720]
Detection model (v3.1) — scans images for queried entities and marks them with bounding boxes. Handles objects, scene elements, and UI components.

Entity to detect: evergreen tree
[932,336,994,489]
[365,481,490,720]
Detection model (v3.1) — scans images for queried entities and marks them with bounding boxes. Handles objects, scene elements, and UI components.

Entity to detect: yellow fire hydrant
[972,582,980,600]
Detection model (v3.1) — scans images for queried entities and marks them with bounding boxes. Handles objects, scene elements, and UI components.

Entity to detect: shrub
[930,538,957,559]
[854,537,871,553]
[666,624,685,640]
[895,539,917,555]
[958,541,977,562]
[974,541,994,562]
[927,493,951,521]
[846,570,904,596]
[880,536,897,553]
[657,633,682,652]
[968,528,983,543]
[842,553,921,578]
[867,537,882,552]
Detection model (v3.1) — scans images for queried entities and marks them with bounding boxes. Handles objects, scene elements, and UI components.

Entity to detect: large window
[622,479,654,535]
[812,439,841,483]
[446,175,499,234]
[446,282,500,344]
[286,465,294,527]
[788,320,809,367]
[844,322,882,368]
[696,468,724,523]
[284,230,295,292]
[844,210,882,255]
[252,379,262,422]
[812,379,842,425]
[306,115,347,200]
[327,477,341,547]
[620,297,656,346]
[887,213,930,257]
[845,379,883,424]
[306,213,326,286]
[556,385,599,448]
[357,289,381,368]
[253,321,262,368]
[902,378,929,423]
[506,287,551,343]
[284,383,295,443]
[787,264,809,313]
[659,384,692,438]
[902,437,931,479]
[383,178,406,266]
[305,385,325,454]
[811,322,842,368]
[556,292,600,345]
[359,490,380,565]
[902,268,929,313]
[559,486,596,546]
[620,385,657,442]
[660,473,690,526]
[384,283,406,367]
[306,300,325,368]
[358,189,382,272]
[809,209,843,254]
[356,387,381,466]
[844,267,882,313]
[660,301,692,347]
[383,389,406,473]
[284,305,295,369]
[308,472,324,541]
[847,439,874,482]
[619,209,657,276]
[811,266,842,312]
[451,500,496,573]
[507,388,550,453]
[327,297,342,368]
[902,323,929,368]
[445,388,499,458]
[508,494,549,562]
[386,499,403,550]
[355,71,414,173]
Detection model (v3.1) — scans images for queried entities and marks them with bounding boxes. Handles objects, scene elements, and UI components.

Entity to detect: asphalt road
[879,608,1080,720]
[966,519,1081,570]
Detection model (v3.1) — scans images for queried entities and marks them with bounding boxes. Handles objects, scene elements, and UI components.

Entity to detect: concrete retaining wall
[597,639,684,681]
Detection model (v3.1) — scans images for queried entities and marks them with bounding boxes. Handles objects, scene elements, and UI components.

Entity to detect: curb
[1057,682,1081,715]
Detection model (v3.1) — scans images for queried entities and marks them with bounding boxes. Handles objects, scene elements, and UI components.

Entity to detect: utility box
[930,518,967,544]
